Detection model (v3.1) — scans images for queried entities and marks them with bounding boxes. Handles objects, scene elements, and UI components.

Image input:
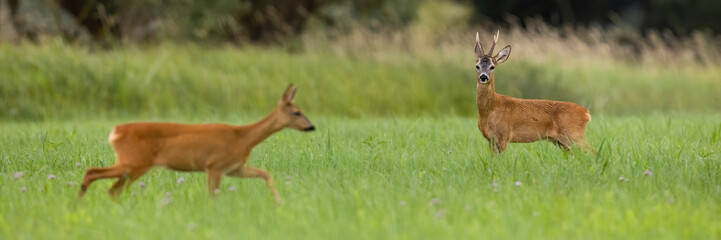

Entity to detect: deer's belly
[155,155,207,171]
[153,145,214,171]
[509,121,557,143]
[153,136,234,171]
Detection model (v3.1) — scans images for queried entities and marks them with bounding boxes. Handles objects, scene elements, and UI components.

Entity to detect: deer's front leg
[206,169,223,198]
[494,138,508,153]
[491,129,510,154]
[226,166,280,204]
[485,124,510,154]
[487,138,495,152]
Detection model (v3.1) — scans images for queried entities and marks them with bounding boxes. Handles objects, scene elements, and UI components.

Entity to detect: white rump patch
[108,128,121,144]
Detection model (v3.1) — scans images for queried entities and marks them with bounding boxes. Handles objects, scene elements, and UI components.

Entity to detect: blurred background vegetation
[1,0,720,120]
[4,0,721,43]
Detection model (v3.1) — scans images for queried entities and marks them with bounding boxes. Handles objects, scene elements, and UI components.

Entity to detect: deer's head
[277,84,315,132]
[474,30,511,84]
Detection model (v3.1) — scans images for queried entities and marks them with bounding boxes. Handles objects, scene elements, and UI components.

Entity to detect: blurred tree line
[1,0,720,43]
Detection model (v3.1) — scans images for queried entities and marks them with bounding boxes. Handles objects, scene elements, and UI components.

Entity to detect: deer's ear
[474,32,484,58]
[495,45,511,64]
[282,84,297,103]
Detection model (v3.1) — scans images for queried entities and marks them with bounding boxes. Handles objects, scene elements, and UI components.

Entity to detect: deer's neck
[476,80,497,117]
[241,110,284,148]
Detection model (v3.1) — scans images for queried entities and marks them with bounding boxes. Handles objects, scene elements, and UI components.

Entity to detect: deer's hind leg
[108,176,128,198]
[79,165,132,199]
[108,166,152,198]
[551,132,576,152]
[554,132,595,154]
[550,138,571,152]
[574,125,597,155]
[104,147,155,198]
[578,140,597,155]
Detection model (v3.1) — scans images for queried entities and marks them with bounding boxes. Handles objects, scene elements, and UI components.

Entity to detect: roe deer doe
[78,84,314,203]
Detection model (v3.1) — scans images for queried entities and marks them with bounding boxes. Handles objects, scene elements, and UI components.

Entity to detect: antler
[488,30,499,56]
[475,32,484,56]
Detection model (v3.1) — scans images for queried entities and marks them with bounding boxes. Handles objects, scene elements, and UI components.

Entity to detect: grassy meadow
[2,115,721,239]
[1,25,721,239]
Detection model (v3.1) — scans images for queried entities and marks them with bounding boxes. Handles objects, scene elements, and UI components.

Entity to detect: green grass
[1,43,720,120]
[1,39,720,239]
[2,114,720,239]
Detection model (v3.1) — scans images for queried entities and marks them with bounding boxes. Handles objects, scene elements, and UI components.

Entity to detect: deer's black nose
[479,74,489,82]
[303,125,316,132]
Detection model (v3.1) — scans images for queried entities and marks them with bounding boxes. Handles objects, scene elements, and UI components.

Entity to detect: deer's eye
[475,65,480,70]
[490,66,495,70]
[293,112,302,116]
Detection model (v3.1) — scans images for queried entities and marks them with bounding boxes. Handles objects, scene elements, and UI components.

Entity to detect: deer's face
[474,31,511,84]
[278,85,315,132]
[476,56,495,83]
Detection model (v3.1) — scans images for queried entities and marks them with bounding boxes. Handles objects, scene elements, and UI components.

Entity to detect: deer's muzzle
[479,74,489,83]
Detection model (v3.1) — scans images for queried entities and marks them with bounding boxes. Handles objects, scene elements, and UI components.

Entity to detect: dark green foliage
[6,0,721,44]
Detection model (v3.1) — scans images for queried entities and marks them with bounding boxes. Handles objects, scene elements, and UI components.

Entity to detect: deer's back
[108,122,239,150]
[488,95,590,142]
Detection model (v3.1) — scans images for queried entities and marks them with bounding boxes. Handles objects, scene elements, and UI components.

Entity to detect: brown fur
[78,85,314,203]
[474,31,592,153]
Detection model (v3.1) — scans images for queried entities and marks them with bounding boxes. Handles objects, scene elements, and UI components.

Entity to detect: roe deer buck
[473,31,592,153]
[78,84,314,203]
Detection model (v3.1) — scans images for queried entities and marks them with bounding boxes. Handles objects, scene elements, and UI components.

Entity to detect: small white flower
[618,177,625,181]
[430,198,440,206]
[177,177,184,184]
[48,174,56,180]
[214,189,221,194]
[20,186,26,192]
[162,192,172,205]
[229,186,236,191]
[76,163,82,167]
[515,181,522,187]
[67,181,73,186]
[491,180,498,187]
[13,172,24,179]
[139,182,146,188]
[188,222,198,230]
[435,208,447,218]
[644,169,653,176]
